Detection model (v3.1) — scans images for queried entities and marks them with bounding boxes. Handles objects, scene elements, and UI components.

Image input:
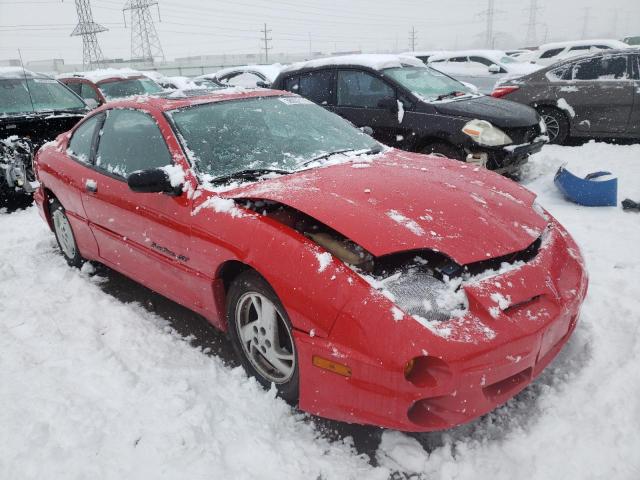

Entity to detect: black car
[0,67,88,204]
[271,54,546,175]
[492,49,640,144]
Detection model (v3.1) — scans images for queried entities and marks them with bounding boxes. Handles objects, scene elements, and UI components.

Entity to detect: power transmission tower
[484,0,495,48]
[70,0,107,69]
[261,23,272,63]
[123,0,165,64]
[524,0,541,46]
[409,26,417,51]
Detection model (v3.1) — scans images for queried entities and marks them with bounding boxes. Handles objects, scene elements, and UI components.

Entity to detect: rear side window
[68,114,102,163]
[298,70,334,105]
[80,83,100,102]
[96,109,172,178]
[540,48,563,59]
[283,75,300,93]
[547,64,572,81]
[337,70,394,108]
[572,55,628,80]
[65,82,82,95]
[569,45,591,52]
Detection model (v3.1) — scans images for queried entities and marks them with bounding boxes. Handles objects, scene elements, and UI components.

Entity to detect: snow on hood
[222,150,546,265]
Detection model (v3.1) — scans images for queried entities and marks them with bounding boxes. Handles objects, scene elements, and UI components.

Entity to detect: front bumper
[295,217,587,432]
[466,140,545,175]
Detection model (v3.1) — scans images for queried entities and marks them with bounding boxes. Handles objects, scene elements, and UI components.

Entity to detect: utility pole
[485,0,495,48]
[581,8,590,38]
[70,0,107,69]
[409,26,417,51]
[261,23,272,64]
[524,0,540,46]
[123,0,165,64]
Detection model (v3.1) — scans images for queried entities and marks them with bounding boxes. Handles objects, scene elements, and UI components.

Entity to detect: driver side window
[337,70,394,108]
[95,109,173,178]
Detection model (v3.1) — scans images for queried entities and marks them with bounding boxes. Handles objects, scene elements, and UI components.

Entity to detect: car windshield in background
[98,78,164,100]
[383,66,471,101]
[0,77,86,115]
[168,96,379,179]
[499,56,517,64]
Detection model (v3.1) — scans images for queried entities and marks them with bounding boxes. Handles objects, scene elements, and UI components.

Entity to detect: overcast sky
[1,0,638,64]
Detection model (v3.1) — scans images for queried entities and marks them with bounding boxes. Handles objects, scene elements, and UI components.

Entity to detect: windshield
[0,77,86,115]
[98,78,164,100]
[383,67,471,101]
[168,96,379,179]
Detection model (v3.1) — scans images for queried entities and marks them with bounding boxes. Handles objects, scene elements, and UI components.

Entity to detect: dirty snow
[1,141,640,479]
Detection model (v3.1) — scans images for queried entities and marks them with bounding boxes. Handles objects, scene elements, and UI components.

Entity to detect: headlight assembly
[462,119,512,147]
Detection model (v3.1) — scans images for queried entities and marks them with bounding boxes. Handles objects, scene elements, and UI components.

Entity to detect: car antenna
[17,48,36,113]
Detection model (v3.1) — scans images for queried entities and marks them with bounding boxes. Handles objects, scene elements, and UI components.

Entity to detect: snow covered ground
[1,141,639,479]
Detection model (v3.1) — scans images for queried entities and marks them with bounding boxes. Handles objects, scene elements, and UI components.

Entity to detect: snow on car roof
[281,54,425,73]
[57,68,146,83]
[0,66,49,79]
[402,50,451,57]
[537,38,630,51]
[428,50,511,63]
[199,64,285,82]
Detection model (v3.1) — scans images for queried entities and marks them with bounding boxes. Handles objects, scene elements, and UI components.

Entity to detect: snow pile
[0,210,384,480]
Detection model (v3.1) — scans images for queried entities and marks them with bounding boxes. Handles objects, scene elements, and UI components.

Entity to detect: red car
[33,89,587,432]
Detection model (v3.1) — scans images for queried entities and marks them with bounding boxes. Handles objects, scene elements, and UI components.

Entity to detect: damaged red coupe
[33,88,587,432]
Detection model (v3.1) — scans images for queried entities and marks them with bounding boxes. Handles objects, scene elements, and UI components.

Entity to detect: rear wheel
[421,142,464,161]
[227,270,299,403]
[537,106,569,145]
[50,198,84,268]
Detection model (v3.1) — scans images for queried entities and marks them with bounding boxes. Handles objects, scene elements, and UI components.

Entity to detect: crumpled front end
[295,214,587,432]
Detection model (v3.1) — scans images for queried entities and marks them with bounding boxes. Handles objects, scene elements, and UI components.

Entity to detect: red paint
[34,91,587,432]
[492,85,520,98]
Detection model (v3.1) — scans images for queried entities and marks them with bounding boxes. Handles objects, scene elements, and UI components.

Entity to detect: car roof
[537,38,630,51]
[57,68,148,84]
[200,64,285,82]
[0,67,51,80]
[428,50,509,62]
[91,87,292,112]
[280,54,425,74]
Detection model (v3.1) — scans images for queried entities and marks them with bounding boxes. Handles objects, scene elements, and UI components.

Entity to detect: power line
[524,0,541,46]
[484,0,495,48]
[123,0,165,64]
[408,26,417,51]
[70,0,107,69]
[260,22,272,63]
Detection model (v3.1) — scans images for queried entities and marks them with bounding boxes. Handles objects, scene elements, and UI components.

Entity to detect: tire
[49,198,84,268]
[226,270,299,403]
[421,142,465,161]
[537,106,569,145]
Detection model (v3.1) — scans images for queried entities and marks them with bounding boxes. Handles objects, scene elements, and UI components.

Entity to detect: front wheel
[50,198,84,268]
[227,270,299,403]
[537,106,569,145]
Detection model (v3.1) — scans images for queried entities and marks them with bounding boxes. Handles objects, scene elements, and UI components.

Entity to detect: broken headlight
[462,119,512,147]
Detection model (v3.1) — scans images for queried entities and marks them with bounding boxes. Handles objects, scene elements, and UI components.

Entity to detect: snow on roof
[538,38,630,51]
[0,66,48,79]
[201,63,286,82]
[139,70,166,82]
[428,50,510,63]
[281,54,425,73]
[402,50,451,57]
[57,68,146,83]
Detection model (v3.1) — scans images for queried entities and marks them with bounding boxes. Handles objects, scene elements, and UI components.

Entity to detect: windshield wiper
[436,91,467,101]
[297,146,383,168]
[208,168,291,185]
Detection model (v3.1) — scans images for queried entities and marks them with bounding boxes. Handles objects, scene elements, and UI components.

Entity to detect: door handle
[85,179,97,193]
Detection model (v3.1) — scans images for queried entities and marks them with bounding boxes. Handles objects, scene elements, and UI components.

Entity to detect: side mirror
[84,98,98,109]
[127,168,181,195]
[377,97,398,111]
[488,64,502,74]
[359,126,374,136]
[256,80,271,88]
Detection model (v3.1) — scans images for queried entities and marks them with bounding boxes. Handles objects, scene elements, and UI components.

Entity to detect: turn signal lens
[312,355,352,377]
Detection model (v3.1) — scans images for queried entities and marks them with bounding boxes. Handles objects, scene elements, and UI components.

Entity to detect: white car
[196,64,285,88]
[427,50,541,94]
[521,39,631,66]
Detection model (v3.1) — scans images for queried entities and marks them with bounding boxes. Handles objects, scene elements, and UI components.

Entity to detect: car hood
[222,150,547,265]
[431,95,539,128]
